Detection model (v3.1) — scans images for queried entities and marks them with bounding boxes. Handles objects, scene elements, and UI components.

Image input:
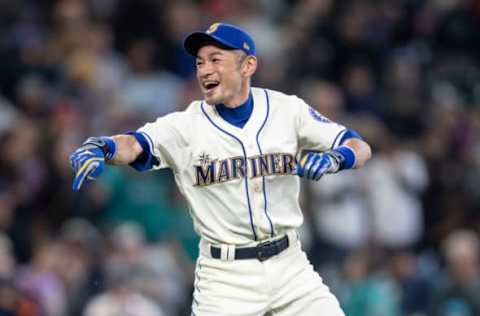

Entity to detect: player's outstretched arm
[341,138,371,169]
[297,138,371,181]
[69,135,143,191]
[109,135,144,165]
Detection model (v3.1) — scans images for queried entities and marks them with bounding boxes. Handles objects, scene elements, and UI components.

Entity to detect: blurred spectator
[301,79,345,121]
[389,250,433,315]
[16,240,67,316]
[120,38,182,118]
[429,229,480,316]
[307,103,428,265]
[83,262,165,316]
[228,0,287,86]
[162,0,202,78]
[342,63,381,116]
[332,1,381,79]
[15,74,51,118]
[382,53,426,139]
[0,278,41,316]
[0,233,41,316]
[0,118,48,262]
[330,249,402,316]
[432,0,480,59]
[104,222,191,316]
[284,0,337,87]
[54,218,105,316]
[0,233,15,279]
[364,125,428,249]
[97,167,194,243]
[63,22,127,115]
[0,96,18,133]
[421,79,478,250]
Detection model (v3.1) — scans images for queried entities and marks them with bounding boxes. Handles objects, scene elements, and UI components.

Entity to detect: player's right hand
[69,144,105,192]
[69,137,115,191]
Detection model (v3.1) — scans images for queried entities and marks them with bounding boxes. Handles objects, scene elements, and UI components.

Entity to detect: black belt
[211,235,289,262]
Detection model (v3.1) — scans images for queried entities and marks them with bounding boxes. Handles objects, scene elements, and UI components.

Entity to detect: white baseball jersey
[138,87,347,245]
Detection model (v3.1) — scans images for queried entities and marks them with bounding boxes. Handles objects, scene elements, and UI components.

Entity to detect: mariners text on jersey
[194,152,296,186]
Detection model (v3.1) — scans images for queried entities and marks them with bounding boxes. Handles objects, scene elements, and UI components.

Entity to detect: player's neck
[223,84,251,109]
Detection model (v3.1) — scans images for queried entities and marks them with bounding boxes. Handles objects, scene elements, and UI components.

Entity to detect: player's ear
[242,55,257,77]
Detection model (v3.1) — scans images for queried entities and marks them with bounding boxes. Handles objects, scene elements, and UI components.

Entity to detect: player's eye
[196,60,203,67]
[212,58,220,63]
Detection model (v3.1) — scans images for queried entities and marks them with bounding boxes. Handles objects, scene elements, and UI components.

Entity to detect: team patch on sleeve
[308,106,331,123]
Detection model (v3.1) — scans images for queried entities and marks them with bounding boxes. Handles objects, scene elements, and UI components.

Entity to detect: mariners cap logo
[243,42,250,51]
[206,23,220,34]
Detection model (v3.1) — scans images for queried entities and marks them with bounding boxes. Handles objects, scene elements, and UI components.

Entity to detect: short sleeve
[137,112,190,171]
[295,97,347,151]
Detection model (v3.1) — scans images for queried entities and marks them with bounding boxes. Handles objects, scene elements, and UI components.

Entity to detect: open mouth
[203,81,220,92]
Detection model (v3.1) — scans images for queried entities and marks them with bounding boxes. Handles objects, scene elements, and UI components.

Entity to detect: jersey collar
[202,88,269,138]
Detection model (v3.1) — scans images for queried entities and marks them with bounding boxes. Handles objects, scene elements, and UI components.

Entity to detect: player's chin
[204,92,222,105]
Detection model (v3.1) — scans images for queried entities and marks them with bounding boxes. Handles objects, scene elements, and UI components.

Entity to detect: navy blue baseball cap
[184,22,256,57]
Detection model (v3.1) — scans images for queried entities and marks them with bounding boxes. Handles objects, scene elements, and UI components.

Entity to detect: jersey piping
[331,128,347,149]
[256,89,275,237]
[139,131,155,154]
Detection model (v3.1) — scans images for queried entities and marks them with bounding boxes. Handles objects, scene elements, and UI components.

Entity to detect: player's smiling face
[196,45,256,107]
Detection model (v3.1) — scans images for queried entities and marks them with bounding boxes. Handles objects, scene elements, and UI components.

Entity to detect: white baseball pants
[191,233,345,316]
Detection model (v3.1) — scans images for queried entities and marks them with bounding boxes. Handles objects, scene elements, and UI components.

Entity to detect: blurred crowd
[0,0,479,315]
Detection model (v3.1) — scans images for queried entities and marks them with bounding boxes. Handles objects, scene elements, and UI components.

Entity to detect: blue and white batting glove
[69,136,116,191]
[297,146,357,181]
[296,151,343,181]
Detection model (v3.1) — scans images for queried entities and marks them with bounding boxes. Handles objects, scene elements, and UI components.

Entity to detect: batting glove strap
[331,145,356,170]
[323,150,342,174]
[83,136,117,161]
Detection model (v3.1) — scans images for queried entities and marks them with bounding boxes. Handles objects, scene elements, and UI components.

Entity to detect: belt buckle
[256,240,273,262]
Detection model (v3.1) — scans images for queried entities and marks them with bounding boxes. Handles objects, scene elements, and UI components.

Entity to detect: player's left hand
[296,151,341,181]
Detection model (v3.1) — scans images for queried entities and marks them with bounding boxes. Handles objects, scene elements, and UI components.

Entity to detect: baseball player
[70,23,372,315]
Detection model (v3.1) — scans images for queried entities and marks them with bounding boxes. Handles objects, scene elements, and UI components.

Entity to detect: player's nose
[197,62,214,78]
